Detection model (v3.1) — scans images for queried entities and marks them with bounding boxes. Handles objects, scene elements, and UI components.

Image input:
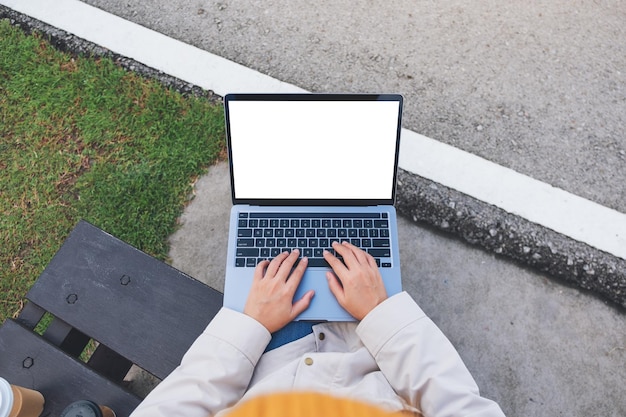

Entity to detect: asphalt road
[81,0,626,214]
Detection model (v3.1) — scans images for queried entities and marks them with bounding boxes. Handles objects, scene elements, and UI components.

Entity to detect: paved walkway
[169,163,626,416]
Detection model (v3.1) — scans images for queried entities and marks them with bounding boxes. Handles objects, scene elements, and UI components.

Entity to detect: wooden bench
[0,220,223,416]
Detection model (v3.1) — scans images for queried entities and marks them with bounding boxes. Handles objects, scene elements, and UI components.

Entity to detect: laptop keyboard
[235,212,392,268]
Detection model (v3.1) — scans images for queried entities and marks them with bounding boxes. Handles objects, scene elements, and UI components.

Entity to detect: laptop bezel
[224,93,403,207]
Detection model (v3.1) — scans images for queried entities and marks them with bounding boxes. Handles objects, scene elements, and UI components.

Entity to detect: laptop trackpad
[293,269,354,321]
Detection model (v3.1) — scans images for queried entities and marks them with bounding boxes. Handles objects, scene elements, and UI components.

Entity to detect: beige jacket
[129,292,505,417]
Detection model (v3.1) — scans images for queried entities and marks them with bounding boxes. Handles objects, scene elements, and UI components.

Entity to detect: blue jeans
[264,321,323,352]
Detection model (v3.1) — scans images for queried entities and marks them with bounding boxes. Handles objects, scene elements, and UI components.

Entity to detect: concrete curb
[396,170,625,309]
[3,5,624,309]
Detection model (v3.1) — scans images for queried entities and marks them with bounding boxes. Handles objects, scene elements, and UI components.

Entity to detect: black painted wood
[0,220,225,416]
[14,301,45,330]
[25,220,223,379]
[0,320,141,417]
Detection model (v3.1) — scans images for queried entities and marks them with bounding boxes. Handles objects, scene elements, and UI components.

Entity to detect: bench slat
[0,319,141,417]
[15,301,45,330]
[26,220,224,379]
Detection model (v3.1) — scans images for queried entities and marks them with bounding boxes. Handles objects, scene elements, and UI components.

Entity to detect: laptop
[223,93,403,321]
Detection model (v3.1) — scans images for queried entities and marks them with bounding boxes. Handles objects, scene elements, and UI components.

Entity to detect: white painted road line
[3,0,625,260]
[1,0,306,95]
[400,130,626,260]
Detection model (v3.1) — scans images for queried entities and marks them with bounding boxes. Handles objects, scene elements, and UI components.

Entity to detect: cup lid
[0,377,14,417]
[60,400,103,417]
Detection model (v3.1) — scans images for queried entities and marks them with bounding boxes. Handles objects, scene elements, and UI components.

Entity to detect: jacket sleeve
[356,292,506,417]
[129,308,271,417]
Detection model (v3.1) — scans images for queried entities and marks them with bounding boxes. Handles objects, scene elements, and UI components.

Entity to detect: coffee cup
[60,400,116,417]
[0,377,45,417]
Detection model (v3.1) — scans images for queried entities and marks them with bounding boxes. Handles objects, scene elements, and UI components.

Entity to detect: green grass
[0,20,226,324]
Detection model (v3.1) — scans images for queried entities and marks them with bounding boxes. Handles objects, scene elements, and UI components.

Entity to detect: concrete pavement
[0,1,624,416]
[169,162,626,416]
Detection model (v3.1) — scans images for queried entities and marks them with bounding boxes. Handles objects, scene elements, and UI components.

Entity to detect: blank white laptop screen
[227,100,401,201]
